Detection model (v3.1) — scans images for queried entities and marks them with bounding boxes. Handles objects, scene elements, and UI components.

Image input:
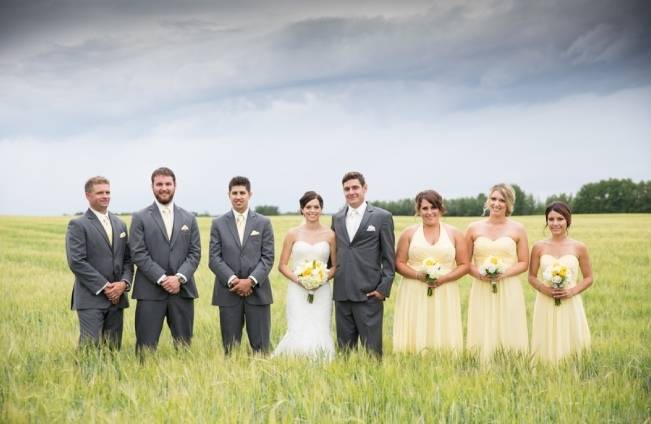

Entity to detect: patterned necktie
[101,215,113,246]
[162,207,173,240]
[236,214,245,244]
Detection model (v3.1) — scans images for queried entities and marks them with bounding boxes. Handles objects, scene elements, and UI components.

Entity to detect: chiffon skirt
[393,277,463,353]
[531,292,591,362]
[466,277,529,361]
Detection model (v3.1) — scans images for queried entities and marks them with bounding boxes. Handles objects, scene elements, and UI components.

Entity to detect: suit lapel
[241,211,255,248]
[108,212,119,253]
[169,205,182,247]
[226,211,242,249]
[352,204,373,244]
[86,209,112,248]
[149,203,169,243]
[335,208,351,246]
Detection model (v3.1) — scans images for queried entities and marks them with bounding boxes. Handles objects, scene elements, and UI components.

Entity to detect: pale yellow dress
[531,254,591,362]
[392,224,463,353]
[467,236,528,361]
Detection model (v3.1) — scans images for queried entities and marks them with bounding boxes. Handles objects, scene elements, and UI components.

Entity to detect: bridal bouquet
[294,259,328,303]
[421,257,445,297]
[479,255,505,293]
[542,262,572,306]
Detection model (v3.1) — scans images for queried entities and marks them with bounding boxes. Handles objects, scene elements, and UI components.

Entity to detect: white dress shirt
[346,201,367,241]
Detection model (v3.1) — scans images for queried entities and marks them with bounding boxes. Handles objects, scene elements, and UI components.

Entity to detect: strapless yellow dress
[392,224,463,353]
[467,236,528,361]
[531,254,591,362]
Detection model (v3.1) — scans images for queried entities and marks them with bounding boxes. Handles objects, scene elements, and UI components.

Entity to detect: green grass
[1,214,649,422]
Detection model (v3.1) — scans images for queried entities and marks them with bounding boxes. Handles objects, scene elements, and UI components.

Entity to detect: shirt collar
[90,208,110,221]
[155,200,174,214]
[347,201,367,217]
[232,208,249,219]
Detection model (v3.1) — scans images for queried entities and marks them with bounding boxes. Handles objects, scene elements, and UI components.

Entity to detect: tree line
[371,178,651,216]
[72,179,649,217]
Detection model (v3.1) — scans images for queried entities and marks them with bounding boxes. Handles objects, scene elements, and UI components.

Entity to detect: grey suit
[130,202,201,350]
[209,210,274,353]
[66,209,133,348]
[331,203,395,356]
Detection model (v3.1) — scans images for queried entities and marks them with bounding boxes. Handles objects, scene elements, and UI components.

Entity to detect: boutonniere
[181,224,189,231]
[119,232,127,239]
[250,230,260,236]
[366,225,376,232]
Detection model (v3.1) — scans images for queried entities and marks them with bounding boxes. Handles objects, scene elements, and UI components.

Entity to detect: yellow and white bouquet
[421,257,445,297]
[294,259,328,303]
[542,262,572,306]
[479,255,505,293]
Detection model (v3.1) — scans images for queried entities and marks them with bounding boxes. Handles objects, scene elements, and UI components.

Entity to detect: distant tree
[511,184,537,215]
[255,205,280,216]
[574,178,639,213]
[544,193,575,209]
[371,199,414,216]
[634,180,651,212]
[445,193,486,216]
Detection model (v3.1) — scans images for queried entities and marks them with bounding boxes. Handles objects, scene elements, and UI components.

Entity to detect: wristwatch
[176,274,187,285]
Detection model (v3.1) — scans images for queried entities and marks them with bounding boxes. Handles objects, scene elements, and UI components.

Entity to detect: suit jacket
[331,203,396,302]
[66,209,133,310]
[129,202,201,301]
[209,210,274,307]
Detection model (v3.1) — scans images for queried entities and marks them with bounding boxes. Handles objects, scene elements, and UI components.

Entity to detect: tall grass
[1,214,649,422]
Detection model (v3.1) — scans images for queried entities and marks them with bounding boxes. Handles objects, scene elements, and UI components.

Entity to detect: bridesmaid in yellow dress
[466,183,529,361]
[393,190,469,353]
[529,201,592,362]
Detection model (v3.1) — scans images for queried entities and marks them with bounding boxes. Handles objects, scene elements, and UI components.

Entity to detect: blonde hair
[85,176,110,193]
[484,183,516,216]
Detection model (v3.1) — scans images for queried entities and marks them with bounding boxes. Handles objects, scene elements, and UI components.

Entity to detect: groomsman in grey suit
[209,176,274,354]
[66,176,133,349]
[130,167,201,351]
[331,171,395,356]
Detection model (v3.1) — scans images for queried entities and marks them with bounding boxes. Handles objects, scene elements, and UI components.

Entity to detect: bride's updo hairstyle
[414,190,445,215]
[299,191,324,213]
[545,201,572,229]
[484,183,516,216]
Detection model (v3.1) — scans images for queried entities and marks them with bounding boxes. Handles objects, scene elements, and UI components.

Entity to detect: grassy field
[1,214,649,422]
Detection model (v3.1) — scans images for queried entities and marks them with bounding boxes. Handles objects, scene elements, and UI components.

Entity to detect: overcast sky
[1,0,650,215]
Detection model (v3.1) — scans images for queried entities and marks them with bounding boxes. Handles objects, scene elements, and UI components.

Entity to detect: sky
[1,0,650,215]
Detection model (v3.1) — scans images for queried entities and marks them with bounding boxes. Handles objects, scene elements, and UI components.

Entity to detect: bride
[273,191,336,359]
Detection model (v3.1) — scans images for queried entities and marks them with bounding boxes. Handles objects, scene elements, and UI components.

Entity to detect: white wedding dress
[273,241,335,359]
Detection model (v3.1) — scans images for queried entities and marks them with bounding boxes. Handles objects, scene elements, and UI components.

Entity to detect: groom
[331,171,395,356]
[209,176,274,354]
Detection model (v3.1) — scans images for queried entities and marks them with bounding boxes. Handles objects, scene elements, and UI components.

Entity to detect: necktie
[236,214,245,244]
[162,207,173,240]
[101,216,113,246]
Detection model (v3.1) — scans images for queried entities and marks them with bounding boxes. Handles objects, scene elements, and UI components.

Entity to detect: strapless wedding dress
[273,241,335,359]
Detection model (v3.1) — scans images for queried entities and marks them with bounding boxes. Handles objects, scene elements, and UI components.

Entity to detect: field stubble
[0,214,649,422]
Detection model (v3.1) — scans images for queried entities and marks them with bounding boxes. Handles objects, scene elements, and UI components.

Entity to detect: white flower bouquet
[421,257,445,297]
[542,262,572,306]
[479,255,505,293]
[294,259,328,303]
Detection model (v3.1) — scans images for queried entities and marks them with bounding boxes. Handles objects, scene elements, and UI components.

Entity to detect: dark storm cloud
[0,0,649,139]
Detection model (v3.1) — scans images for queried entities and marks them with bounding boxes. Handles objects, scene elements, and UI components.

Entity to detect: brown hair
[545,201,572,228]
[299,191,324,210]
[229,176,251,192]
[415,190,445,215]
[484,183,516,216]
[151,167,176,184]
[84,176,109,193]
[341,171,366,187]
